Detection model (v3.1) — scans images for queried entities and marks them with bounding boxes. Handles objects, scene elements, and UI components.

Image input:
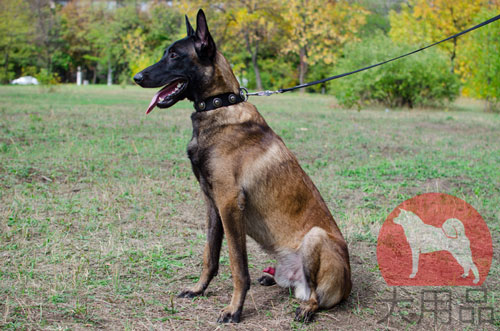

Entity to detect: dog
[393,209,479,283]
[133,9,351,323]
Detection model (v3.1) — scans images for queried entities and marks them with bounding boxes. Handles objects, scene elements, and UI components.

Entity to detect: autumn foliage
[0,0,498,109]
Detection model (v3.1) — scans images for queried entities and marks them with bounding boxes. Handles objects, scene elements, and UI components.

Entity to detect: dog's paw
[177,289,203,299]
[294,306,315,323]
[409,273,416,278]
[258,275,276,286]
[217,306,241,323]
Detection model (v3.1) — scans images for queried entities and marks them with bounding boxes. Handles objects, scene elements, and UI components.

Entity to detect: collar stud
[213,98,222,108]
[194,89,246,112]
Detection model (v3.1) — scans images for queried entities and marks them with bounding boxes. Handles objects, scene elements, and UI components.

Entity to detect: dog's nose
[133,72,144,84]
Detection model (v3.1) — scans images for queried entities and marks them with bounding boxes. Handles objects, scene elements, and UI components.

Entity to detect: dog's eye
[169,52,178,59]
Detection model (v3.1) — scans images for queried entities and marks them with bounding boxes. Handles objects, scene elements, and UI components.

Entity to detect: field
[0,85,499,330]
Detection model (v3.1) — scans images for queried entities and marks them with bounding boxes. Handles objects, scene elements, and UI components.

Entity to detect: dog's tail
[442,218,466,239]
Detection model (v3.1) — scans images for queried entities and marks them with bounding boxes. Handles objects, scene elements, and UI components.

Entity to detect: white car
[11,76,39,85]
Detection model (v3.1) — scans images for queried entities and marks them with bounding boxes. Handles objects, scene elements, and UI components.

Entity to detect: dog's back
[191,102,347,246]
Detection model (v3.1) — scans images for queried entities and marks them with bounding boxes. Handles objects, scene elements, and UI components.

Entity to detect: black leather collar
[194,88,247,112]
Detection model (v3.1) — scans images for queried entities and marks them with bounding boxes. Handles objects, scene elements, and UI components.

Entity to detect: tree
[389,0,486,74]
[124,2,182,82]
[281,0,367,92]
[463,9,500,111]
[353,0,407,37]
[174,0,285,90]
[60,0,95,82]
[28,0,65,75]
[123,27,157,81]
[61,0,149,84]
[145,1,183,53]
[0,0,32,83]
[225,2,285,90]
[86,4,143,85]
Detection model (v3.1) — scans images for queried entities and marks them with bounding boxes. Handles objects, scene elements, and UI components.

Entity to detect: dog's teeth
[177,83,182,88]
[159,97,164,102]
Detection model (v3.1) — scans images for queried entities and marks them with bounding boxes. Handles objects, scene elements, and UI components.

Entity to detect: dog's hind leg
[258,274,276,286]
[453,252,480,284]
[294,227,351,322]
[470,263,480,284]
[178,196,223,298]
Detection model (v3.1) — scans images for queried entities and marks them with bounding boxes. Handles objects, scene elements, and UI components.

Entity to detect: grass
[0,85,499,330]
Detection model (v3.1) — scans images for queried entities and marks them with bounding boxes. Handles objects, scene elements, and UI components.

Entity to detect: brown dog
[134,9,351,323]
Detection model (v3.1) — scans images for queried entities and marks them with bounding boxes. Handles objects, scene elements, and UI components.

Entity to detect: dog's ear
[185,15,195,36]
[194,9,216,59]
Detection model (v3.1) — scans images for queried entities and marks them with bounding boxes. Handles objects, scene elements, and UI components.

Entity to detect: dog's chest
[187,136,201,167]
[187,131,216,196]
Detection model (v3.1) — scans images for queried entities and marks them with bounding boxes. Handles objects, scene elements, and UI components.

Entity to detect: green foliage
[123,28,158,82]
[0,0,32,83]
[463,9,500,111]
[146,3,184,52]
[0,0,498,107]
[389,0,487,75]
[358,13,390,37]
[35,68,61,86]
[331,35,460,108]
[248,56,297,90]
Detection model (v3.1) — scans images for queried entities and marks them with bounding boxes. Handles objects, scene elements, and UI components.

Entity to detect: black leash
[245,13,500,97]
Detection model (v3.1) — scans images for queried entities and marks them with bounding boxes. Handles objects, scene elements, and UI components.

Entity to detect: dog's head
[134,9,217,114]
[393,209,412,226]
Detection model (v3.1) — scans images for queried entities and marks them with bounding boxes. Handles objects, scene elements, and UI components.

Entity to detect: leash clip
[245,89,280,97]
[259,90,278,96]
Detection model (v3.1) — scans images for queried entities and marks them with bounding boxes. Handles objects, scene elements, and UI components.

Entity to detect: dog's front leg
[178,196,223,298]
[217,198,250,323]
[410,247,419,278]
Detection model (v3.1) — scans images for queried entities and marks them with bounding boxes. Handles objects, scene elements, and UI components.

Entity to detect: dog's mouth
[146,79,188,114]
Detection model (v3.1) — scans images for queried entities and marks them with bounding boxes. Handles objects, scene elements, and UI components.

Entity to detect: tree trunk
[299,47,308,93]
[3,49,9,84]
[92,67,97,84]
[450,37,457,74]
[449,8,457,74]
[46,42,52,74]
[244,32,262,90]
[251,51,262,90]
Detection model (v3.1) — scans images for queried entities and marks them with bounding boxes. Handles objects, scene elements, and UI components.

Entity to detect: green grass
[0,85,499,329]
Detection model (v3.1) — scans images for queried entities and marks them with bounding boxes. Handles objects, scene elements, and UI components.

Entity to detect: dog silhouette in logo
[393,209,479,284]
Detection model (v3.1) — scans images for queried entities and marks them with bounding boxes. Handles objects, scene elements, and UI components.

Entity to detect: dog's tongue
[145,83,177,114]
[146,91,161,114]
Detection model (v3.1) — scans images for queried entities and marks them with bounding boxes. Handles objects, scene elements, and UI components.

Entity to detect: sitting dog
[133,9,351,323]
[393,209,479,283]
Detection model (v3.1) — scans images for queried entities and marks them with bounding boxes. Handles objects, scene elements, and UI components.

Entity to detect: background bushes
[331,35,460,108]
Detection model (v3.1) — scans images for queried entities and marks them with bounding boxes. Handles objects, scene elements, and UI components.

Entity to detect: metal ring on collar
[239,87,249,102]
